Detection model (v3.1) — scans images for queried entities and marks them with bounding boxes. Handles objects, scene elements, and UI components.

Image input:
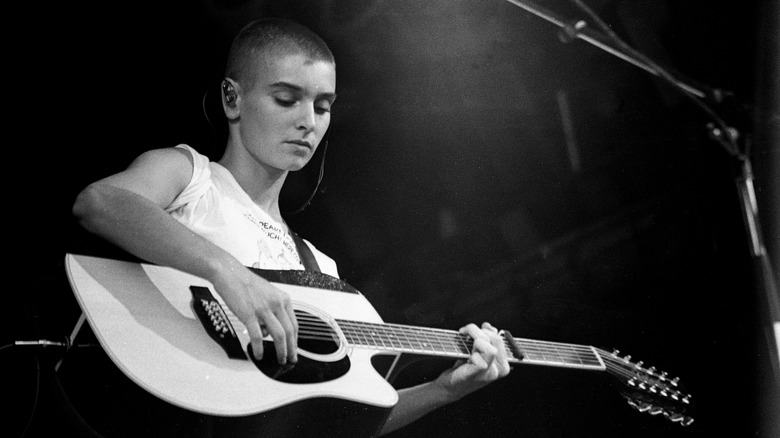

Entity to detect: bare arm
[72,148,297,364]
[379,322,511,434]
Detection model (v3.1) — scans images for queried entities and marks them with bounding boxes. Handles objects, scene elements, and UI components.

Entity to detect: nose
[296,102,317,133]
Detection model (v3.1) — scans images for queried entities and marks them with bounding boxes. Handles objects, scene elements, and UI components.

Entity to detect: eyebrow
[270,81,337,101]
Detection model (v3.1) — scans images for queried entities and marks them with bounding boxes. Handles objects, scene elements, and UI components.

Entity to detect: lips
[286,140,313,149]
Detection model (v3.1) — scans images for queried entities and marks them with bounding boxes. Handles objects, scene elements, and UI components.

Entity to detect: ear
[221,78,241,120]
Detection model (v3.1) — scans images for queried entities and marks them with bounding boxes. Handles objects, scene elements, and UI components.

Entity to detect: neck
[219,142,287,222]
[331,318,605,371]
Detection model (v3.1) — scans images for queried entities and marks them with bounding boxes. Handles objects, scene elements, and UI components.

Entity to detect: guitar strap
[289,231,322,273]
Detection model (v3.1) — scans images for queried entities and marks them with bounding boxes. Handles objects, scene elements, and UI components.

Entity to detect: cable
[287,131,330,214]
[11,338,72,350]
[3,339,64,438]
[2,339,99,353]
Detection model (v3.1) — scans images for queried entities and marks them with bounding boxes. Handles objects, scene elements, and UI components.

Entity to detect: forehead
[248,52,336,94]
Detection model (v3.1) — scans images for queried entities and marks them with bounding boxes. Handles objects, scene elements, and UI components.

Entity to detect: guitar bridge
[190,286,245,359]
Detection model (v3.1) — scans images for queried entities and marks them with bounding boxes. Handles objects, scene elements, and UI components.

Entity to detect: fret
[411,326,429,353]
[335,320,603,371]
[510,338,604,370]
[365,322,385,348]
[354,321,377,347]
[342,321,368,347]
[402,325,434,353]
[421,327,462,356]
[381,324,411,350]
[395,325,415,351]
[449,332,470,355]
[420,328,435,352]
[372,325,389,349]
[422,328,458,355]
[442,330,464,355]
[420,327,443,354]
[340,324,358,345]
[381,324,401,349]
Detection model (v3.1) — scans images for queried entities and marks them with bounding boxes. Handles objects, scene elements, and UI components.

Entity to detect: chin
[286,159,311,172]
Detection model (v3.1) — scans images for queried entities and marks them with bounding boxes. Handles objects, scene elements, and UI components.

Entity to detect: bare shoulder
[129,146,194,173]
[96,146,197,207]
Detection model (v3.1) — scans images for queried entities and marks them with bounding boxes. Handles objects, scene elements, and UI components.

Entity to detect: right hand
[211,266,298,365]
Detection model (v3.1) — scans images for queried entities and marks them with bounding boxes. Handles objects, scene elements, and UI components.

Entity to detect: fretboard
[337,320,606,371]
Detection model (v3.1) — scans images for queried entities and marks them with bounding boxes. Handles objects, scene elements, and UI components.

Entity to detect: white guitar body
[62,254,399,437]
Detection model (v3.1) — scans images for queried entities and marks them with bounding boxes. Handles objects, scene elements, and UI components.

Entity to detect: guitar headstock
[598,349,694,427]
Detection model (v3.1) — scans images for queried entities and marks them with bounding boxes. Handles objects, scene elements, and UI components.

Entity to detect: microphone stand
[505,0,780,418]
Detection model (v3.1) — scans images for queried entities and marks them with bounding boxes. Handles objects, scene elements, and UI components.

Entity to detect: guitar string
[212,303,684,401]
[207,289,643,365]
[336,320,603,361]
[217,305,624,369]
[224,310,598,361]
[241,327,680,397]
[243,324,686,396]
[340,321,470,353]
[595,348,681,386]
[594,349,689,400]
[207,291,677,390]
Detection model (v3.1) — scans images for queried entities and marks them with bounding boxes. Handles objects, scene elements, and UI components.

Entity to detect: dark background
[7,0,779,437]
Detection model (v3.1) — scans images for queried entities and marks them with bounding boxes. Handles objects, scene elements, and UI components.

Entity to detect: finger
[472,337,498,360]
[469,347,489,369]
[482,322,498,333]
[260,310,288,365]
[459,323,490,343]
[487,329,507,360]
[490,331,512,376]
[245,319,265,361]
[287,300,299,336]
[277,304,298,364]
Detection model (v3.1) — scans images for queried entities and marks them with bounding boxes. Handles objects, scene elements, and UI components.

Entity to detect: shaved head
[225,18,335,91]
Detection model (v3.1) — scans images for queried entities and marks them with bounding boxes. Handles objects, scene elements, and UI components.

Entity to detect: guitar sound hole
[296,309,339,355]
[247,310,350,384]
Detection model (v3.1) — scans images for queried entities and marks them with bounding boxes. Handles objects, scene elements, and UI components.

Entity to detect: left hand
[434,322,511,401]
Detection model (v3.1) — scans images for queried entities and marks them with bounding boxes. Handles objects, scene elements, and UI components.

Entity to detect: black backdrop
[8,0,778,437]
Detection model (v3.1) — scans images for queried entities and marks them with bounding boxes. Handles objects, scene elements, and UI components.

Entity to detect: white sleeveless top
[164,144,339,278]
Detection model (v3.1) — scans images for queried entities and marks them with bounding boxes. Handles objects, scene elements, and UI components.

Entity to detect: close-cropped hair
[225,17,335,90]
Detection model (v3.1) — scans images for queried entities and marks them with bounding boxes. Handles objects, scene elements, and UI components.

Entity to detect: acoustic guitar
[60,253,694,436]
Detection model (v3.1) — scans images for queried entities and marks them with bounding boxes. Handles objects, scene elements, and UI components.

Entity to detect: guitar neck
[336,320,606,372]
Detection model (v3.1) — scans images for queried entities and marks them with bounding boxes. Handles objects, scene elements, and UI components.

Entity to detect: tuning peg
[648,406,664,416]
[671,376,680,386]
[665,412,695,427]
[682,395,691,404]
[623,355,632,363]
[627,378,637,387]
[665,412,684,422]
[649,385,658,394]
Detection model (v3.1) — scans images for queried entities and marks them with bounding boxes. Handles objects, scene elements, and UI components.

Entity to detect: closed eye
[275,97,296,107]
